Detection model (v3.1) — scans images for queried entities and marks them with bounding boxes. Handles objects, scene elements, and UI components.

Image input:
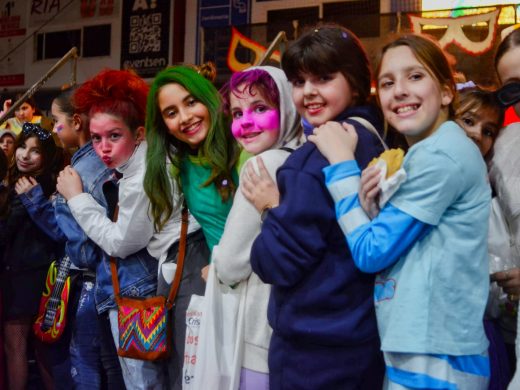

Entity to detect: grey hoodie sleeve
[213,150,290,285]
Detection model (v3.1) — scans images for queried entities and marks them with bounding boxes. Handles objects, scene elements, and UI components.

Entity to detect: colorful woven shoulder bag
[110,205,188,361]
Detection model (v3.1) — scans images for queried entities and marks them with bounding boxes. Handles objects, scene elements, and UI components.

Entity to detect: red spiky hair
[73,69,149,132]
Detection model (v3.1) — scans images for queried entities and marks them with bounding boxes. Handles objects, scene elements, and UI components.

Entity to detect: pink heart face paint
[230,84,280,155]
[51,100,78,148]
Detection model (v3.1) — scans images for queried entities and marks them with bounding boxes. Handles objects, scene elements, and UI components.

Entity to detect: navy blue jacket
[250,105,384,347]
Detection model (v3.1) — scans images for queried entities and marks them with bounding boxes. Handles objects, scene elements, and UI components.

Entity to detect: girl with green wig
[144,63,241,389]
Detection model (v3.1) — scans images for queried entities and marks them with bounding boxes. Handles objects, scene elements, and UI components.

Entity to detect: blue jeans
[69,278,102,389]
[108,309,167,390]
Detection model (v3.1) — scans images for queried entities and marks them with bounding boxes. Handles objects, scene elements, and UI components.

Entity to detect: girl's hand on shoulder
[56,165,84,200]
[308,121,358,164]
[241,156,279,213]
[14,176,38,195]
[360,166,382,219]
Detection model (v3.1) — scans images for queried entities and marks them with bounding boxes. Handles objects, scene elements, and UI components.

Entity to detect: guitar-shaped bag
[33,255,72,343]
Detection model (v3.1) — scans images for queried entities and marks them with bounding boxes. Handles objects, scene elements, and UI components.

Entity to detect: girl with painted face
[311,34,491,389]
[144,64,241,389]
[212,66,303,389]
[56,69,200,390]
[487,27,520,388]
[0,124,63,390]
[243,25,386,390]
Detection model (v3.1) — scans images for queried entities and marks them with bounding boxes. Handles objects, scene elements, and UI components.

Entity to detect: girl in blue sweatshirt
[311,34,491,390]
[246,24,385,389]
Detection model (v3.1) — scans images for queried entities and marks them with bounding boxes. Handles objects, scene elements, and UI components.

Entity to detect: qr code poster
[121,0,170,78]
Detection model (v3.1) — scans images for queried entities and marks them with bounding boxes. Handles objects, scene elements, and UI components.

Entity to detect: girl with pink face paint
[227,74,282,155]
[211,66,303,389]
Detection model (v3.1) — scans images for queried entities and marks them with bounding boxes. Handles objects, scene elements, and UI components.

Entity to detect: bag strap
[348,116,388,150]
[165,205,189,309]
[109,203,189,309]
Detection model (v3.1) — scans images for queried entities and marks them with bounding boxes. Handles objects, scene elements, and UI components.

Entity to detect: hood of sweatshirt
[244,66,304,151]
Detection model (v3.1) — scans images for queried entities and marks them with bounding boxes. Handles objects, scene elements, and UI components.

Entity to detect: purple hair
[221,69,280,115]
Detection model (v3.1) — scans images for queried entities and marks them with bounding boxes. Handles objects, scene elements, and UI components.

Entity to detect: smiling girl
[311,34,491,389]
[243,25,385,389]
[213,66,303,388]
[144,64,241,389]
[0,123,62,390]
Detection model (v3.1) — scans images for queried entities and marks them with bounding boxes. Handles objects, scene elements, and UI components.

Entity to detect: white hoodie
[213,66,303,373]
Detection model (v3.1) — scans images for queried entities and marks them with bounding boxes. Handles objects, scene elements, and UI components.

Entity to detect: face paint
[230,84,280,155]
[55,124,64,133]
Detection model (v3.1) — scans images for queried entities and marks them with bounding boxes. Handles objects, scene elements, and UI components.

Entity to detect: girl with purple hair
[213,66,303,389]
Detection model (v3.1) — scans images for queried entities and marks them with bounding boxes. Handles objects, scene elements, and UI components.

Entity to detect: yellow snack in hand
[368,148,404,178]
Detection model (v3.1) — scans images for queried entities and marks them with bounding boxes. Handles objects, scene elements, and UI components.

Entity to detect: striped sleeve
[323,161,431,273]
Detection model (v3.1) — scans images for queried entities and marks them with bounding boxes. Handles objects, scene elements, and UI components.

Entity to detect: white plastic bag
[372,158,407,208]
[184,263,246,390]
[182,294,204,388]
[487,198,516,318]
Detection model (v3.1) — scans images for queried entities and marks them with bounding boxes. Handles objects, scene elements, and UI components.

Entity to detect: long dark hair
[7,127,60,197]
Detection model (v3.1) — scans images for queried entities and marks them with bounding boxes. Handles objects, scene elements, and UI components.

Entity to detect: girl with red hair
[57,69,199,389]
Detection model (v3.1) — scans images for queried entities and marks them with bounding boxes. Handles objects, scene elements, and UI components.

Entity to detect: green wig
[144,65,239,231]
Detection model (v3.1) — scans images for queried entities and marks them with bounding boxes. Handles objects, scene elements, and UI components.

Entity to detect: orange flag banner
[227,27,281,72]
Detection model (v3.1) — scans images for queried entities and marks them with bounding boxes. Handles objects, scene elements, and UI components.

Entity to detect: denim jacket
[21,142,158,313]
[21,142,112,271]
[66,143,159,313]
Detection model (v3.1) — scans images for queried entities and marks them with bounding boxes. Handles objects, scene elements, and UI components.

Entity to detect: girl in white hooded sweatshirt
[214,66,303,389]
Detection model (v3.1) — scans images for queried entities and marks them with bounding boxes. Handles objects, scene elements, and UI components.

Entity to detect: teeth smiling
[243,132,261,139]
[396,105,418,114]
[183,122,200,133]
[306,103,323,110]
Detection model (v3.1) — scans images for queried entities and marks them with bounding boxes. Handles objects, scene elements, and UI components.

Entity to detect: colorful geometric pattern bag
[110,205,188,361]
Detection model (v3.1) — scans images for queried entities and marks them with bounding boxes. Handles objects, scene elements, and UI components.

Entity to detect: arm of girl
[16,177,67,243]
[309,121,382,218]
[322,159,430,272]
[56,166,84,200]
[65,174,154,259]
[214,151,287,285]
[250,169,335,287]
[241,156,280,212]
[321,145,469,273]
